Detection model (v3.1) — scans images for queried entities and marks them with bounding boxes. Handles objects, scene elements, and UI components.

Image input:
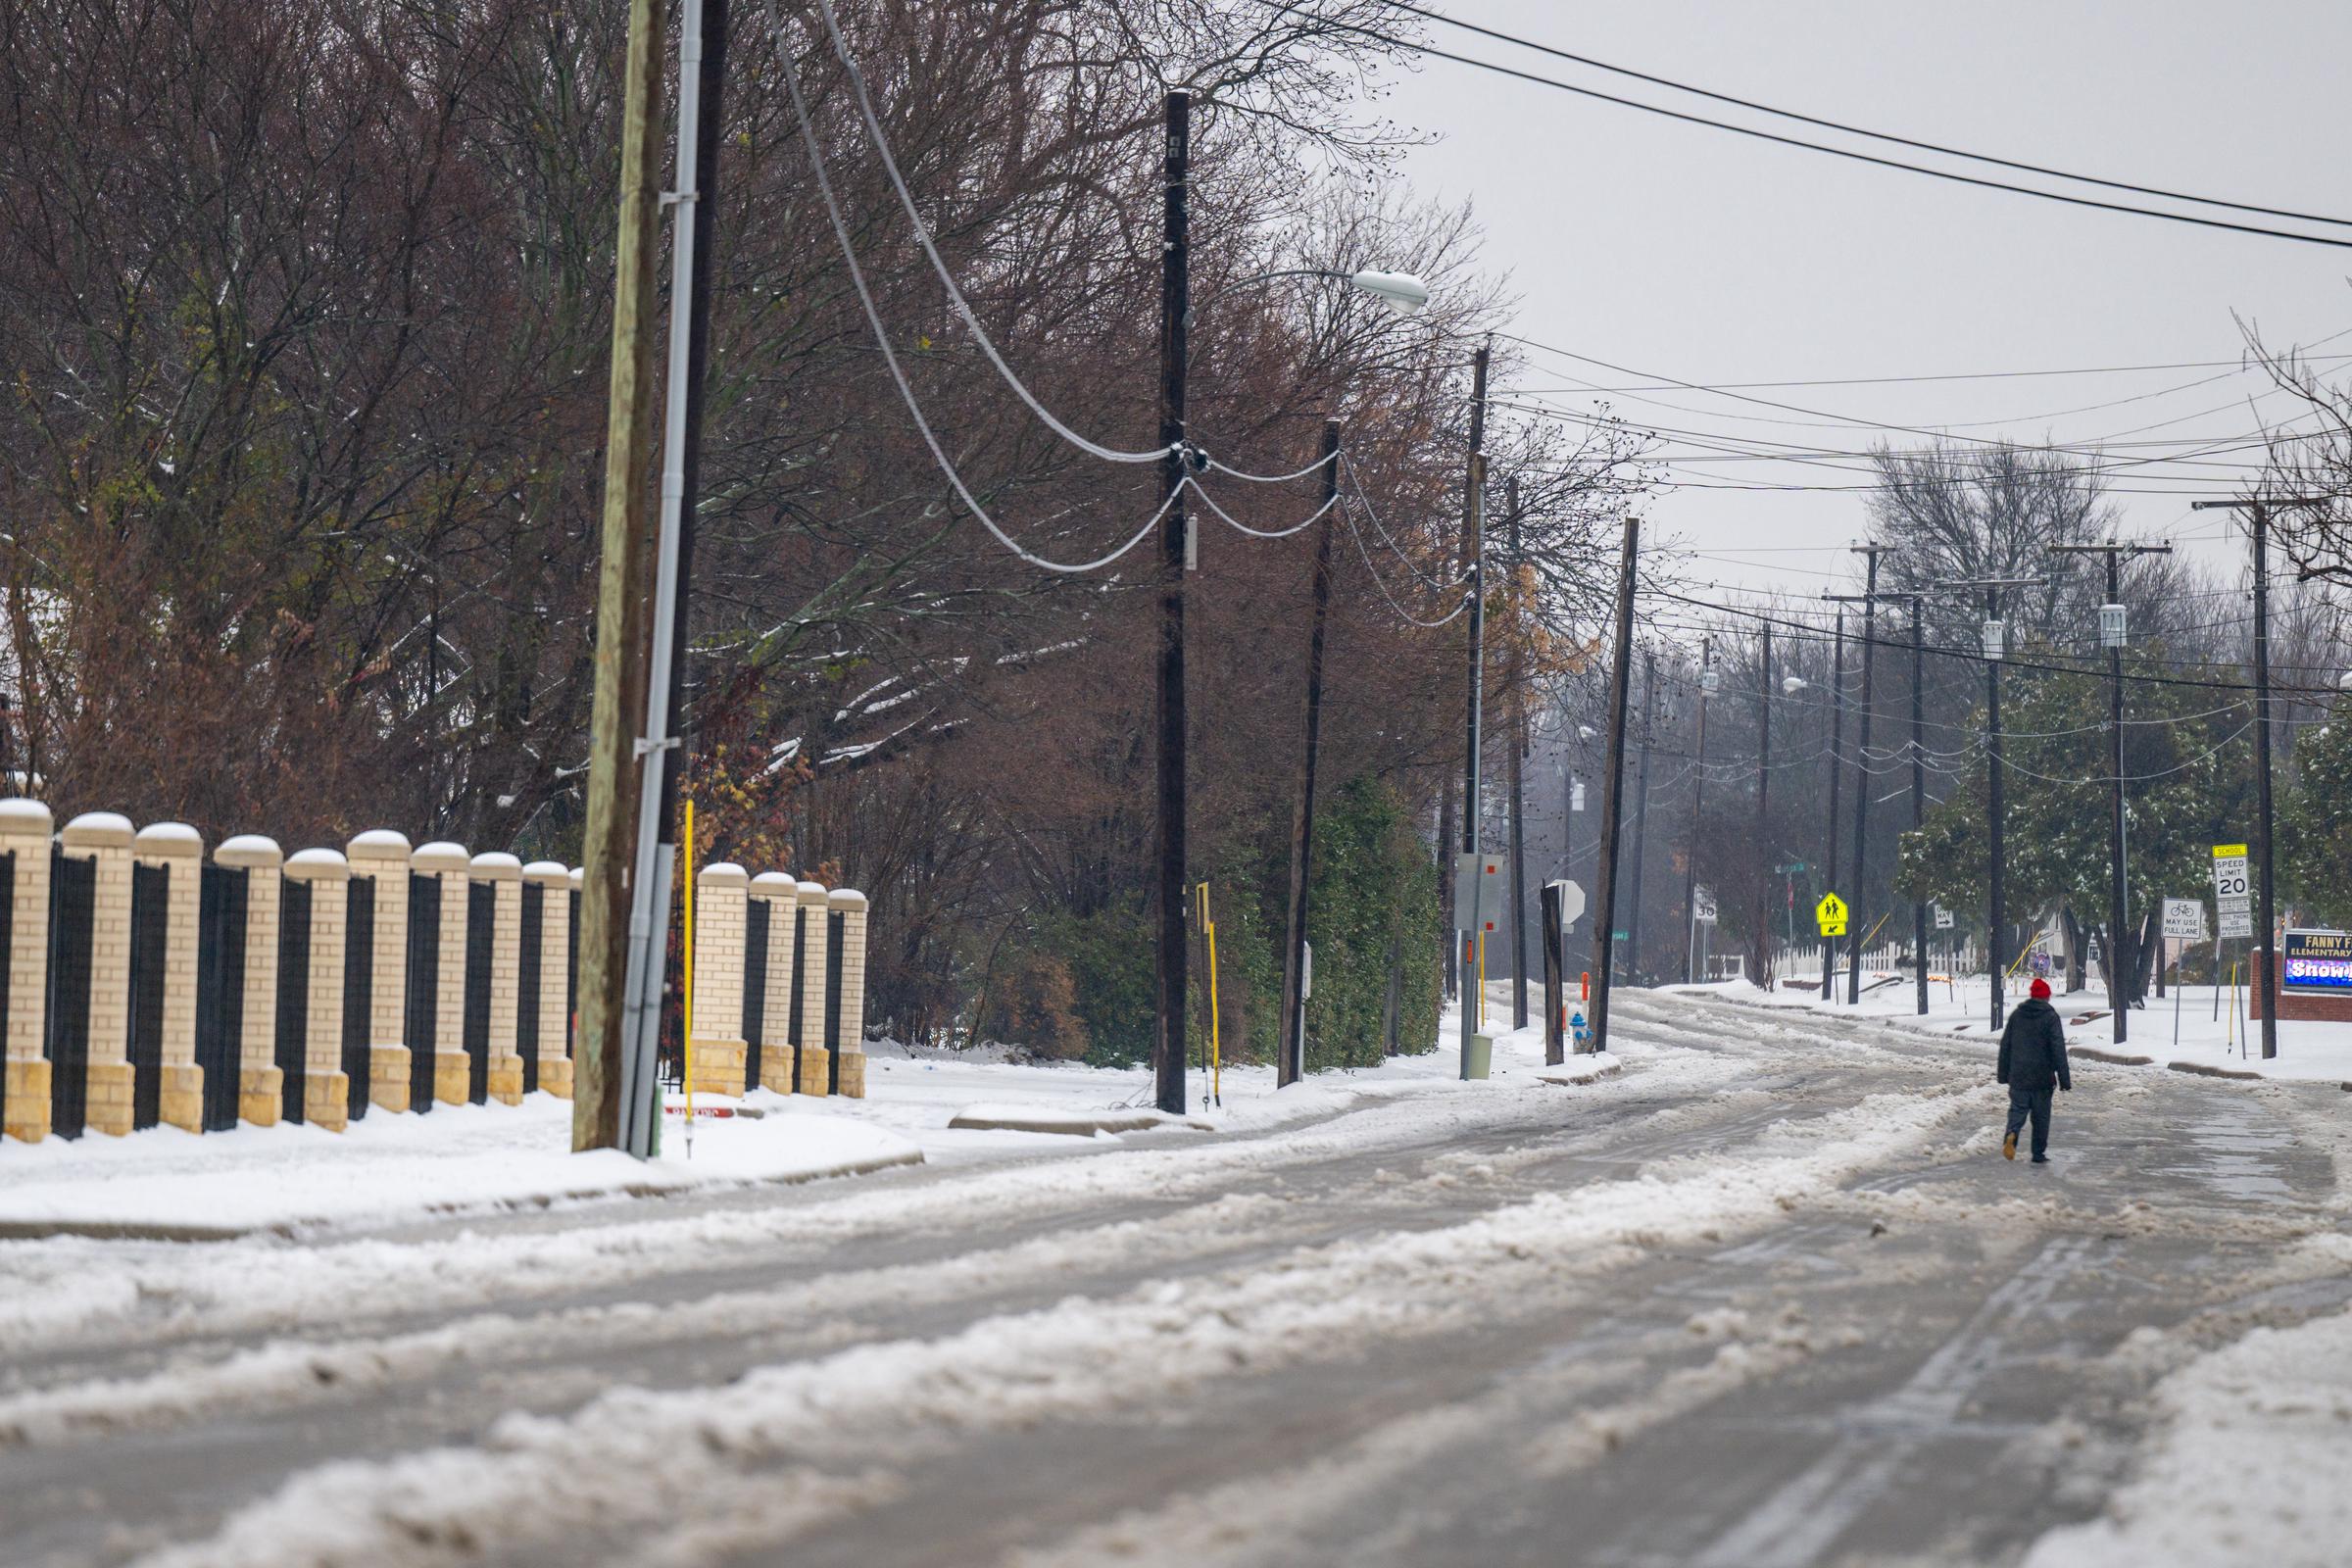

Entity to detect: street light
[1782,674,1808,696]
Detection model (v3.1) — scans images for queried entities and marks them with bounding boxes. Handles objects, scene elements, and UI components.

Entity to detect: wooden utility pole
[1277,419,1344,1088]
[1681,636,1710,985]
[1846,545,1885,1004]
[1624,648,1657,985]
[1152,90,1191,1115]
[573,0,669,1152]
[1821,608,1844,1002]
[1587,515,1639,1052]
[1752,624,1773,988]
[1455,344,1490,1076]
[1506,478,1529,1030]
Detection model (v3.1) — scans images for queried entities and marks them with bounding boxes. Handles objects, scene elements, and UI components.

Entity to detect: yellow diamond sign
[1815,892,1848,936]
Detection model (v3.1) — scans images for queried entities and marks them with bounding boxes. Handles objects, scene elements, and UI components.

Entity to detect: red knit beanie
[2030,977,2051,1000]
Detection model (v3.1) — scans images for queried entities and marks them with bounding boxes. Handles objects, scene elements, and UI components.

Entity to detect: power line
[1272,4,2352,250]
[1371,0,2352,232]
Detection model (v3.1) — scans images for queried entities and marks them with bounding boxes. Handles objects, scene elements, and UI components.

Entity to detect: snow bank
[0,1098,920,1237]
[2024,1307,2352,1568]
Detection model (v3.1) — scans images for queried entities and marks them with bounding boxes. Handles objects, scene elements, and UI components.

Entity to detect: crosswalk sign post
[1815,892,1848,938]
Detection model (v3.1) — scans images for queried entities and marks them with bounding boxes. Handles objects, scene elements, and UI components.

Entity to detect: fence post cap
[826,887,868,912]
[567,866,583,888]
[284,848,351,881]
[347,829,414,860]
[699,860,749,888]
[0,798,50,834]
[62,811,134,849]
[522,859,570,885]
[132,821,203,856]
[751,871,798,896]
[410,841,469,873]
[468,851,522,881]
[215,834,283,868]
[796,879,830,905]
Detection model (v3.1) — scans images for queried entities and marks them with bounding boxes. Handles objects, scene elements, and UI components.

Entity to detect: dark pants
[2006,1088,2054,1158]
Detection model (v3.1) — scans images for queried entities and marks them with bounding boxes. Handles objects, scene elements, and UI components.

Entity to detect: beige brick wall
[796,881,829,1059]
[284,854,348,1077]
[216,837,283,1075]
[0,801,51,1073]
[133,825,203,1071]
[472,857,521,1077]
[62,812,134,1069]
[752,873,798,1052]
[692,863,748,1045]
[348,831,412,1053]
[830,891,868,1054]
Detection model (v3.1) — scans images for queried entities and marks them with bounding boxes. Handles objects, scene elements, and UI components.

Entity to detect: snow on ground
[2023,1305,2352,1568]
[0,1097,920,1237]
[1671,975,2352,1083]
[123,1060,1985,1568]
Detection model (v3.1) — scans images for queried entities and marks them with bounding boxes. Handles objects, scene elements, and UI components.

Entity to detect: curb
[2073,1047,2155,1067]
[946,1110,1213,1136]
[2167,1060,2266,1082]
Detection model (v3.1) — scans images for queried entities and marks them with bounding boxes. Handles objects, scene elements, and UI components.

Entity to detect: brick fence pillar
[794,879,831,1096]
[524,860,572,1097]
[215,835,283,1126]
[283,849,350,1131]
[828,887,869,1099]
[470,853,524,1105]
[750,871,799,1092]
[690,862,749,1097]
[61,812,135,1136]
[410,841,471,1105]
[0,799,50,1142]
[346,830,413,1112]
[133,822,204,1133]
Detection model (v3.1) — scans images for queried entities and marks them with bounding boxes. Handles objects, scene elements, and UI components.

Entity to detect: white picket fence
[1779,939,1984,985]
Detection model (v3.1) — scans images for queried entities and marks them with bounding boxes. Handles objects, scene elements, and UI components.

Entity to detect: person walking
[1997,976,2072,1163]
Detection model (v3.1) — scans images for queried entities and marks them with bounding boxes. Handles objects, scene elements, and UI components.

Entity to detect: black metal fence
[405,873,440,1112]
[45,848,95,1140]
[518,882,542,1094]
[0,852,15,1137]
[462,881,492,1103]
[789,905,808,1083]
[343,877,375,1118]
[127,861,169,1131]
[196,864,247,1132]
[744,899,770,1090]
[826,908,846,1093]
[275,879,311,1124]
[566,887,579,1057]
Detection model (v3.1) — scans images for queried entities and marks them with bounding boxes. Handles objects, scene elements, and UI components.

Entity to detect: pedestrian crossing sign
[1815,892,1848,936]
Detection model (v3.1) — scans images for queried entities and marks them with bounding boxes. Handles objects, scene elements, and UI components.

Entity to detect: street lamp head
[1348,270,1431,317]
[1576,724,1598,741]
[2338,668,2352,693]
[1781,675,1807,695]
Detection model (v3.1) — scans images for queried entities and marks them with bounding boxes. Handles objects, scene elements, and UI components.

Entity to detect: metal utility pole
[1821,608,1844,1002]
[1456,344,1491,1076]
[1152,90,1190,1114]
[1588,516,1640,1052]
[1277,419,1344,1089]
[2191,499,2328,1059]
[1682,636,1711,984]
[1507,478,1530,1030]
[574,0,669,1153]
[2050,540,2173,1046]
[1845,546,1885,1004]
[1751,624,1773,988]
[1625,649,1657,985]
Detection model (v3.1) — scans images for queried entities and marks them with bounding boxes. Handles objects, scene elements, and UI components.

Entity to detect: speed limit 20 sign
[2212,843,2253,940]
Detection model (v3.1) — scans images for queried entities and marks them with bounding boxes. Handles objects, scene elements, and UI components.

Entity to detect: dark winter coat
[1997,998,2072,1095]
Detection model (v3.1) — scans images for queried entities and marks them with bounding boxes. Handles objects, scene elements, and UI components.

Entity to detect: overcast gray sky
[1372,0,2352,600]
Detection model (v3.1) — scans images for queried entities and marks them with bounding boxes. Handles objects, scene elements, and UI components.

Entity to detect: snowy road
[4,989,2349,1567]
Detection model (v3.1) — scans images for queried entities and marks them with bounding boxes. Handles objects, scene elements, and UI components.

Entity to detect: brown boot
[2002,1131,2017,1160]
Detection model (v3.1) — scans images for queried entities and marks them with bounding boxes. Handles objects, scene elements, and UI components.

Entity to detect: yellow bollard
[1196,883,1222,1107]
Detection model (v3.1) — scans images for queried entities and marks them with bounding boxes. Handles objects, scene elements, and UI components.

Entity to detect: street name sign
[1815,892,1848,937]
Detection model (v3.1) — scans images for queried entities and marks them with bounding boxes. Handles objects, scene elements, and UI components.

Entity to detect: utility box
[1464,1032,1494,1080]
[2099,603,2128,649]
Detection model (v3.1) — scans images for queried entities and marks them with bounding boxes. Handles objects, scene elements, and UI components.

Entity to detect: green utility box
[1465,1032,1494,1080]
